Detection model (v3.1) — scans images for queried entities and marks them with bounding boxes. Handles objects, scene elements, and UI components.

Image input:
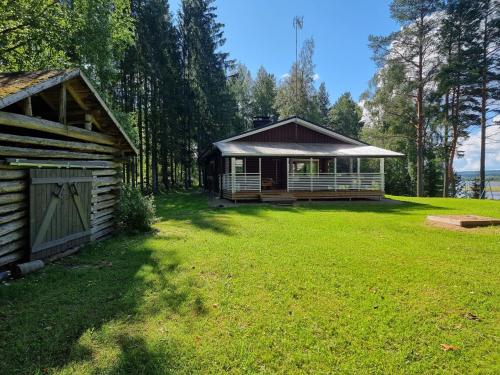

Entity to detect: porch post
[259,157,262,192]
[380,158,385,192]
[334,158,337,191]
[231,157,236,194]
[357,158,361,190]
[286,157,289,192]
[310,157,313,192]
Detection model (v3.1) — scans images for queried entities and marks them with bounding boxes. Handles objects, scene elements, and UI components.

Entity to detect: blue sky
[171,0,397,102]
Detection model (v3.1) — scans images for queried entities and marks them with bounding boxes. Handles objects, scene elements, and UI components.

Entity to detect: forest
[0,0,498,197]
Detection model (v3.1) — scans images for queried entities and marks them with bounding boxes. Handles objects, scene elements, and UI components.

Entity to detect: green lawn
[1,193,499,374]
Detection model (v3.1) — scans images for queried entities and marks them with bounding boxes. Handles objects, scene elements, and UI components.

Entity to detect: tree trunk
[416,11,425,197]
[443,91,450,197]
[416,84,424,197]
[138,82,144,191]
[144,78,150,191]
[151,80,159,194]
[479,2,489,198]
[447,87,459,196]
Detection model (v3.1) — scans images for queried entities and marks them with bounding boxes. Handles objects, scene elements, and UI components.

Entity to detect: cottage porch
[220,156,386,201]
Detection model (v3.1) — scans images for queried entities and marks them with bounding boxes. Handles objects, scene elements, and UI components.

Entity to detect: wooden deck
[222,190,384,202]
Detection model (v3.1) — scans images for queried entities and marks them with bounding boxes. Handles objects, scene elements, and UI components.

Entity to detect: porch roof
[214,141,404,158]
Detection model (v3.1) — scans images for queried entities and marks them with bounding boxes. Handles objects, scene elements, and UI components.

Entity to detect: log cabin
[201,116,404,203]
[0,69,137,267]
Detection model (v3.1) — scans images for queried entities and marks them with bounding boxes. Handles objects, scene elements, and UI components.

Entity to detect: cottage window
[290,159,318,175]
[235,158,245,173]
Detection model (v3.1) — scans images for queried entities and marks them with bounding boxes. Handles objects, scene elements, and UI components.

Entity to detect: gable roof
[217,116,366,146]
[0,69,138,155]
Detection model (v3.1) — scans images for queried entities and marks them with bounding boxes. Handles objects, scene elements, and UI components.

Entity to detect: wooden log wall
[91,169,120,241]
[0,168,27,266]
[0,165,124,267]
[0,103,132,267]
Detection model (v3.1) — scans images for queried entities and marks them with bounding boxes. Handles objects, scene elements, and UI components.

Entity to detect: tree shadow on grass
[0,233,203,375]
[153,192,450,237]
[108,334,182,375]
[291,198,450,215]
[155,190,271,235]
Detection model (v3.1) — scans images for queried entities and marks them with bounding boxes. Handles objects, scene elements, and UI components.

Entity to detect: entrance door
[261,158,286,189]
[29,169,93,260]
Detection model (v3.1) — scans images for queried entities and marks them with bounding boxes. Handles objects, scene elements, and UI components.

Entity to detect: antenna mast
[293,16,303,102]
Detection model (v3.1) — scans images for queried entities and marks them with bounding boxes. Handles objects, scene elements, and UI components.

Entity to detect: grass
[0,192,499,374]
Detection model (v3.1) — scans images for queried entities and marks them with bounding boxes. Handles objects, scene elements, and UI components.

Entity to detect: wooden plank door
[29,169,93,260]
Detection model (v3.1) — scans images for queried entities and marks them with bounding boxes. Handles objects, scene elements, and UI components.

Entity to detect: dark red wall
[234,122,344,144]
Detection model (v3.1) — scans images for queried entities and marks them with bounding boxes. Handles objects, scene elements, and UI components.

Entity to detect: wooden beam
[0,250,23,267]
[0,111,117,145]
[59,83,67,125]
[0,218,26,237]
[0,202,26,215]
[79,72,138,155]
[23,97,32,116]
[91,169,118,176]
[0,193,25,206]
[84,113,92,130]
[5,158,119,169]
[67,83,103,130]
[0,170,27,180]
[93,176,120,187]
[0,145,114,160]
[90,115,103,131]
[0,132,119,154]
[0,210,26,225]
[0,239,25,257]
[0,180,26,194]
[91,207,114,220]
[66,82,90,111]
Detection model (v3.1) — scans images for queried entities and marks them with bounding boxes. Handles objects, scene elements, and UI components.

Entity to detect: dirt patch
[427,215,500,229]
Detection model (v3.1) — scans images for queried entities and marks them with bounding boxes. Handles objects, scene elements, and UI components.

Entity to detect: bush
[117,185,156,233]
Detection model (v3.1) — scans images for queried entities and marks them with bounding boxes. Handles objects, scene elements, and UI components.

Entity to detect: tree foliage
[252,66,278,119]
[275,38,320,120]
[328,92,363,138]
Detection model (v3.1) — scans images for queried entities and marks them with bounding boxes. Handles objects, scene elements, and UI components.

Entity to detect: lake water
[463,180,500,200]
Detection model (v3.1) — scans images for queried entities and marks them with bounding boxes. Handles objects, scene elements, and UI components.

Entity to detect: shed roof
[0,69,137,155]
[214,141,404,158]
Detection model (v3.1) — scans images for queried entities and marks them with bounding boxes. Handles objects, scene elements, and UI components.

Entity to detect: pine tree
[179,0,238,187]
[328,92,363,138]
[275,38,320,120]
[370,0,444,196]
[476,0,500,196]
[315,82,330,124]
[362,63,417,196]
[437,0,483,196]
[228,63,254,131]
[251,66,278,119]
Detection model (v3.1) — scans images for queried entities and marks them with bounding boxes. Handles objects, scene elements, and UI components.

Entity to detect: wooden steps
[259,191,297,204]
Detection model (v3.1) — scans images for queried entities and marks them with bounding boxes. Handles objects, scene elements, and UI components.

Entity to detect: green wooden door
[29,169,93,260]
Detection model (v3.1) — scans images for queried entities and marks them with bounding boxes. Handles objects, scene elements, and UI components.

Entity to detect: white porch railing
[288,173,384,191]
[221,172,384,193]
[222,173,261,193]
